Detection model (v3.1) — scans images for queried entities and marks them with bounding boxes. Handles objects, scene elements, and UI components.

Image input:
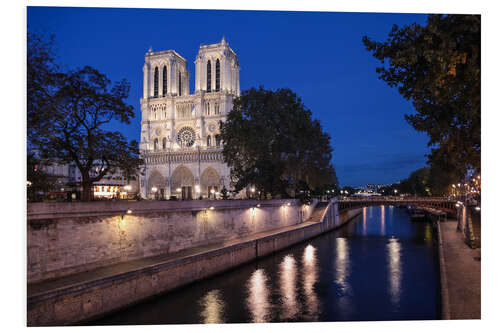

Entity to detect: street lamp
[151,186,158,200]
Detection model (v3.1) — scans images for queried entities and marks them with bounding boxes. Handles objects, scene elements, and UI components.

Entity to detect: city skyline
[28,7,430,187]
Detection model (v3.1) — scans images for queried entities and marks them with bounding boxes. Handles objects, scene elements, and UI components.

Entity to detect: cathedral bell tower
[194,36,240,96]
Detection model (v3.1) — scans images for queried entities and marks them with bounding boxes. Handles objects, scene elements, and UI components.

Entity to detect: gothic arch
[200,167,221,195]
[162,65,167,96]
[148,170,165,192]
[171,165,195,191]
[207,60,212,92]
[153,66,159,98]
[215,59,220,92]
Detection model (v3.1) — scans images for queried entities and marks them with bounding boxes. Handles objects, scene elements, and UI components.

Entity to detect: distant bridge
[337,197,457,215]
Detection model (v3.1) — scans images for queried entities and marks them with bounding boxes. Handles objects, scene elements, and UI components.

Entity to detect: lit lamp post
[250,186,255,199]
[210,188,215,199]
[151,186,158,200]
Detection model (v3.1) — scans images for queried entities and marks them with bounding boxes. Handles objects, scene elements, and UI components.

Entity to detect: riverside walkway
[438,218,481,319]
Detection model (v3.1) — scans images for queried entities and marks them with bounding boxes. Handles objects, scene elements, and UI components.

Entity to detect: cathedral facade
[139,37,240,199]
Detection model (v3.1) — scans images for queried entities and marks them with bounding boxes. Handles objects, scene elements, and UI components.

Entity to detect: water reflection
[200,289,225,324]
[362,207,367,235]
[302,245,319,320]
[246,268,272,322]
[335,238,350,293]
[381,205,386,235]
[279,255,299,320]
[387,238,402,306]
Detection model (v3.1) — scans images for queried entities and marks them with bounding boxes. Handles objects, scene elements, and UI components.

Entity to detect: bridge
[337,197,457,215]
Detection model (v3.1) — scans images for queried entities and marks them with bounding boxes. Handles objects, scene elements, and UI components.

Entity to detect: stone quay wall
[27,199,318,284]
[27,201,361,326]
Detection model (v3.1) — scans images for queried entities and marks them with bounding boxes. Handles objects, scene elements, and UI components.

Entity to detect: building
[33,159,139,200]
[139,37,240,200]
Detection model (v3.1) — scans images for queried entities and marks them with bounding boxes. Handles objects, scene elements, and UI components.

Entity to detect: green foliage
[27,32,142,201]
[363,14,480,183]
[220,86,337,198]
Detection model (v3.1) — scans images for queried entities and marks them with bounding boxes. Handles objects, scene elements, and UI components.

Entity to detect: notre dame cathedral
[139,37,240,199]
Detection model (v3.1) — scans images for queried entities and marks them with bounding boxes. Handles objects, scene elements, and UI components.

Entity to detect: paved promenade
[439,219,481,319]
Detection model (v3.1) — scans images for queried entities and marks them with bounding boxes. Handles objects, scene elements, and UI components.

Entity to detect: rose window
[176,127,196,147]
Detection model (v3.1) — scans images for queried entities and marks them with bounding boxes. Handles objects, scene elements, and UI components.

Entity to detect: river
[89,205,441,324]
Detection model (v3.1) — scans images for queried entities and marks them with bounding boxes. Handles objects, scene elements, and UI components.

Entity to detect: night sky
[27,7,431,187]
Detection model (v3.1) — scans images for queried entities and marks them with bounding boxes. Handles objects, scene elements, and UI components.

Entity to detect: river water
[90,205,440,325]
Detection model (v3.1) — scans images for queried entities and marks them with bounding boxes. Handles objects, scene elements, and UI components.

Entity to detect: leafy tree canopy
[27,32,142,201]
[363,14,480,183]
[220,86,337,198]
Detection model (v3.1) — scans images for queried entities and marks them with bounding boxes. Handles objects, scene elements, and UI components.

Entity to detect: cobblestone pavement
[440,219,481,319]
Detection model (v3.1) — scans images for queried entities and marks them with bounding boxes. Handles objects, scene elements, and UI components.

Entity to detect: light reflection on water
[387,238,402,306]
[279,255,299,320]
[381,205,386,236]
[246,268,271,323]
[199,289,225,324]
[302,245,319,320]
[362,207,367,235]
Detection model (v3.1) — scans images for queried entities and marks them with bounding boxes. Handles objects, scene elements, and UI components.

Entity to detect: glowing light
[302,245,319,320]
[126,209,133,214]
[455,203,460,207]
[200,289,225,324]
[387,238,402,305]
[176,187,181,193]
[210,206,215,210]
[279,255,298,320]
[124,185,132,191]
[211,189,215,194]
[251,187,255,193]
[246,269,271,323]
[27,181,32,187]
[195,185,200,193]
[304,244,315,263]
[251,207,257,217]
[151,186,158,193]
[335,238,350,292]
[256,204,261,208]
[286,202,291,206]
[475,206,481,211]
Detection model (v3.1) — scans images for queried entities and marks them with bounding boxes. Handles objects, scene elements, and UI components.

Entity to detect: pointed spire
[221,35,226,45]
[148,46,153,53]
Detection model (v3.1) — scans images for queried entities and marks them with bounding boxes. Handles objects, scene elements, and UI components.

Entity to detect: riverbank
[438,219,481,319]
[27,201,361,326]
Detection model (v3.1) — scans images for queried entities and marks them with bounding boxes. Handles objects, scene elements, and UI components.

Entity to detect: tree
[27,31,64,150]
[220,87,337,198]
[363,14,480,184]
[44,67,142,201]
[28,32,142,201]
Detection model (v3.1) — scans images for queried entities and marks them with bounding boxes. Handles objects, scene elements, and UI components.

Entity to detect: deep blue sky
[27,6,431,187]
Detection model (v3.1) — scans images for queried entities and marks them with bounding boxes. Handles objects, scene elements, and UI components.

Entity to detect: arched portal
[171,165,195,200]
[147,170,165,199]
[201,167,221,198]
